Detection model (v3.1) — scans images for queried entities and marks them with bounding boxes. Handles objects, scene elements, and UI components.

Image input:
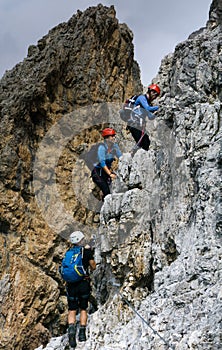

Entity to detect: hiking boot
[78,325,86,342]
[68,323,77,348]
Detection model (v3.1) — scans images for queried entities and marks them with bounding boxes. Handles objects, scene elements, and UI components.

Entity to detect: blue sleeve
[98,144,106,167]
[113,144,122,158]
[135,95,159,112]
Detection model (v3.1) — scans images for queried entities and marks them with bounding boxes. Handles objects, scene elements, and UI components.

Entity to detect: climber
[91,128,122,200]
[65,231,96,348]
[128,84,160,153]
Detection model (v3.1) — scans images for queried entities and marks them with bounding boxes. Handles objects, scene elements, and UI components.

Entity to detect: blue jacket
[96,142,122,168]
[134,94,159,120]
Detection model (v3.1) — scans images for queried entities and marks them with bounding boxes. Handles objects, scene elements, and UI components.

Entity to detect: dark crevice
[0,219,10,234]
[149,224,155,291]
[164,236,179,265]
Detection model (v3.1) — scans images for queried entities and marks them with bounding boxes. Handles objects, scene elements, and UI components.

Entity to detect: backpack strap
[144,94,150,104]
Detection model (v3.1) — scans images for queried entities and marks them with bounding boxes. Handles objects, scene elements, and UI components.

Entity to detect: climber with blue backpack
[60,231,96,348]
[91,128,122,200]
[120,84,161,154]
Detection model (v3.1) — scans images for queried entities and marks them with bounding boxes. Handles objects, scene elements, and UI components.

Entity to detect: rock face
[87,1,221,349]
[0,5,141,350]
[0,2,221,350]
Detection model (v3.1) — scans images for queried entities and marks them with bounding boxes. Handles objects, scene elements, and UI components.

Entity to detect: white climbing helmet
[69,231,85,244]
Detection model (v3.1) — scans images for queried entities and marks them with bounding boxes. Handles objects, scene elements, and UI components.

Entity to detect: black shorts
[66,279,91,311]
[91,167,111,197]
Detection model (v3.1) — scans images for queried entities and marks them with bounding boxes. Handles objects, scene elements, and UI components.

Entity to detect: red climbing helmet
[148,84,161,96]
[101,128,116,138]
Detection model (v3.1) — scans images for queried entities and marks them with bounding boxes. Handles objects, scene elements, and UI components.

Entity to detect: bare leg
[68,310,77,324]
[80,309,87,326]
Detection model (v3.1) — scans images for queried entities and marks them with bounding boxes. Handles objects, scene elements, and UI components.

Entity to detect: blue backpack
[60,246,86,282]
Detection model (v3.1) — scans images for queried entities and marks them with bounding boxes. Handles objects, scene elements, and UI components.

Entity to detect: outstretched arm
[136,95,159,113]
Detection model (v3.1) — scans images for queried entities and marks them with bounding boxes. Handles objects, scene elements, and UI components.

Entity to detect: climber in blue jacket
[128,84,160,153]
[91,128,122,200]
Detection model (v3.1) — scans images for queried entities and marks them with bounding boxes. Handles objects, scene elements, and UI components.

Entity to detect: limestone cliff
[0,5,141,350]
[88,1,222,349]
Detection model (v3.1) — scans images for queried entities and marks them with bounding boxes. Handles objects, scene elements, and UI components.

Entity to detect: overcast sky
[0,0,212,85]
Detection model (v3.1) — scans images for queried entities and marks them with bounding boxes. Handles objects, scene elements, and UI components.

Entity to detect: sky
[0,0,212,85]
